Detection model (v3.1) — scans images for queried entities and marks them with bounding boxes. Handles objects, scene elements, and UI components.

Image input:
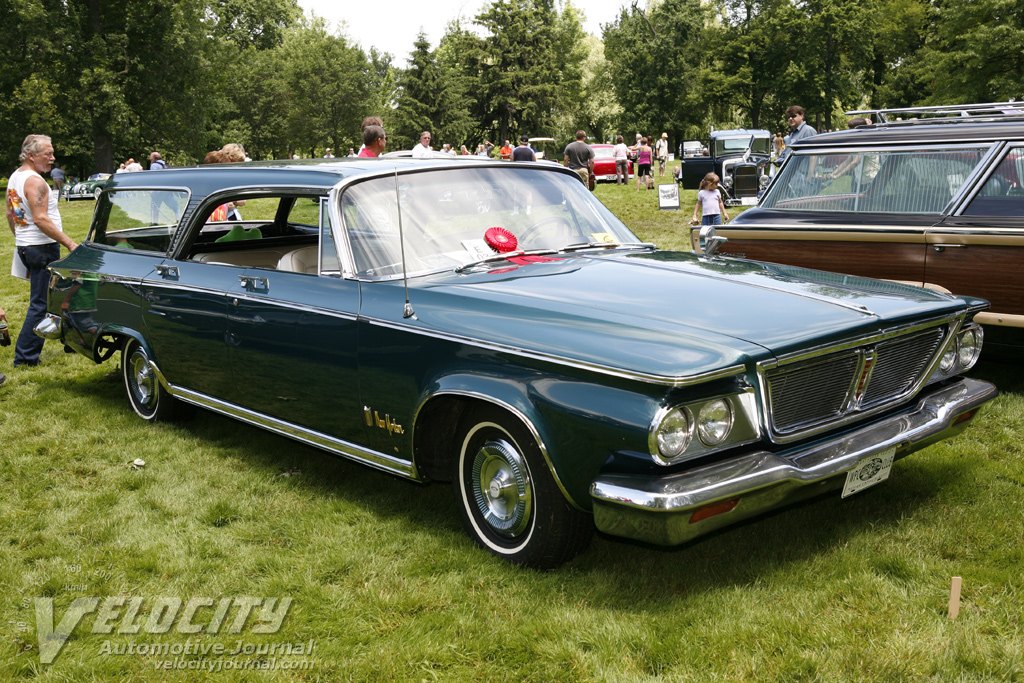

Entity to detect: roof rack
[846,101,1024,124]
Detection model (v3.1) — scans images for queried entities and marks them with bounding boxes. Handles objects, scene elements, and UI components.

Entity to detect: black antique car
[37,158,996,567]
[722,103,1024,353]
[676,129,772,206]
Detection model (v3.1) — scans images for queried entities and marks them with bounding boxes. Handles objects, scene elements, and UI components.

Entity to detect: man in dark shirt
[511,135,535,162]
[563,130,594,186]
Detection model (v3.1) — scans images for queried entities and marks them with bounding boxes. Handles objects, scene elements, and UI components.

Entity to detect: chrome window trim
[362,315,747,387]
[756,315,964,444]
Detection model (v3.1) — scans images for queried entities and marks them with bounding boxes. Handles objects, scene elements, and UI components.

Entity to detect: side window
[762,149,988,214]
[319,197,340,273]
[186,194,323,275]
[961,147,1024,217]
[90,190,188,253]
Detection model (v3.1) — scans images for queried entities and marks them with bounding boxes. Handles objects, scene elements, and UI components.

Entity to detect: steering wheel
[519,216,581,245]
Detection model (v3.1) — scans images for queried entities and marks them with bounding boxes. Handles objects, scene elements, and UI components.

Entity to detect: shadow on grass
[60,365,1003,610]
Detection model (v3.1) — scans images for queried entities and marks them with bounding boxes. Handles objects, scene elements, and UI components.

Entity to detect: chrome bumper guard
[591,377,997,546]
[34,313,63,340]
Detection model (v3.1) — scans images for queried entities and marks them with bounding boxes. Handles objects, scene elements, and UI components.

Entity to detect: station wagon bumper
[591,377,997,546]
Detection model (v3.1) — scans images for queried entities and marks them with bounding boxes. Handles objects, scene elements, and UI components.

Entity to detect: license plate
[741,197,759,206]
[842,447,896,498]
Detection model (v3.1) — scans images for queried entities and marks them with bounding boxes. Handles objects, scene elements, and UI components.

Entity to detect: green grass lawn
[1,179,1022,681]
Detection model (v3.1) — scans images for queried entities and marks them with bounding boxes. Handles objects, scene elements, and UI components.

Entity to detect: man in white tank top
[6,134,77,367]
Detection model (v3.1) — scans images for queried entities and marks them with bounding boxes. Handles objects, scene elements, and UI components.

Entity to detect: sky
[296,0,630,66]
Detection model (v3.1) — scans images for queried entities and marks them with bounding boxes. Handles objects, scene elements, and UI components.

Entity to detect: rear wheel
[121,338,189,422]
[452,406,592,568]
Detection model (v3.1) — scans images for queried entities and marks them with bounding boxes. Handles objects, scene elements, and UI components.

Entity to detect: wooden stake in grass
[948,576,962,620]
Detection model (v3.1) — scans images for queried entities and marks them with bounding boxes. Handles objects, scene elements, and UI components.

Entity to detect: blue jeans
[701,214,723,226]
[15,242,61,366]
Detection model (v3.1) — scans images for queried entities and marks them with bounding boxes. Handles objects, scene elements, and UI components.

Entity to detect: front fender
[416,371,662,511]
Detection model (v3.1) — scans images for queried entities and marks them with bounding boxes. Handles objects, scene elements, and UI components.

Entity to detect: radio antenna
[394,170,415,318]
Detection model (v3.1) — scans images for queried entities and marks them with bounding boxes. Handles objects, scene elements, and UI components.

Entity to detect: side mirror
[699,225,728,257]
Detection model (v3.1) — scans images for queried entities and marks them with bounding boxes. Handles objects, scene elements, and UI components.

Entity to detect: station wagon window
[961,146,1024,217]
[90,189,189,253]
[761,148,988,214]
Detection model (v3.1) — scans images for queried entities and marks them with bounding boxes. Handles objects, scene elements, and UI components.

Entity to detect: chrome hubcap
[129,350,156,408]
[471,437,532,538]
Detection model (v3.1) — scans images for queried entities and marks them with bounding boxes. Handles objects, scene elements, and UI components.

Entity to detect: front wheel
[452,406,592,568]
[121,338,189,422]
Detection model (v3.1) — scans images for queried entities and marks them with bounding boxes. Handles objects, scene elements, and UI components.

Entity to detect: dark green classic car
[38,158,997,568]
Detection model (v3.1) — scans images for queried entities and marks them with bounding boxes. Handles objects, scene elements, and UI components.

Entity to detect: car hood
[397,250,970,383]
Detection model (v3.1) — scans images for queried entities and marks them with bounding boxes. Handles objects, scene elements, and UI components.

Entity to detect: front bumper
[591,377,997,546]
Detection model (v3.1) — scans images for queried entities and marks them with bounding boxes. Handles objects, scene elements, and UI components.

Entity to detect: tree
[713,0,801,130]
[916,0,1024,104]
[603,0,712,141]
[468,0,586,144]
[281,18,372,156]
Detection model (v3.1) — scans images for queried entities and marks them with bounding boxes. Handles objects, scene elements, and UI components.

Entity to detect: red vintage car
[591,144,633,183]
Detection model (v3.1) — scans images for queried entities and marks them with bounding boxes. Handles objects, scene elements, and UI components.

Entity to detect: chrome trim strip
[590,377,997,546]
[414,389,583,511]
[361,315,748,387]
[140,280,360,321]
[168,385,417,479]
[756,316,962,444]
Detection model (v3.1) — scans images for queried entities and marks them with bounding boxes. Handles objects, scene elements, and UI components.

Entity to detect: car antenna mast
[394,170,415,319]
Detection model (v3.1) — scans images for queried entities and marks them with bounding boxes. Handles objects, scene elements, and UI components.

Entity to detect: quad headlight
[697,399,733,446]
[650,392,757,465]
[957,325,982,369]
[654,407,693,460]
[932,323,984,381]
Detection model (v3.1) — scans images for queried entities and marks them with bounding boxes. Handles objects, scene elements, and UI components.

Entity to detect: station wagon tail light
[655,407,693,460]
[697,399,733,446]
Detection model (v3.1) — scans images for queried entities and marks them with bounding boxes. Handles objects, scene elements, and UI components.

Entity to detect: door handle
[155,264,179,278]
[238,275,269,291]
[932,244,966,252]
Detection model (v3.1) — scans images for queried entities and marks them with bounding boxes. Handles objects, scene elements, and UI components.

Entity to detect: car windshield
[593,147,614,159]
[761,147,989,214]
[715,137,769,157]
[338,166,642,278]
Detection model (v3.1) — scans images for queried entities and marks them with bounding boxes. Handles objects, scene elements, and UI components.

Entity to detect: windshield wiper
[559,241,656,253]
[454,248,559,273]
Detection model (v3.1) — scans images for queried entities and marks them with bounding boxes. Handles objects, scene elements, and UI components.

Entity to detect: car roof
[792,119,1024,149]
[100,157,484,193]
[710,129,771,139]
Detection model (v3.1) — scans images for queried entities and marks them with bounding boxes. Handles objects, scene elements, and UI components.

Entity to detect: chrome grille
[767,352,859,434]
[862,328,945,407]
[764,324,949,439]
